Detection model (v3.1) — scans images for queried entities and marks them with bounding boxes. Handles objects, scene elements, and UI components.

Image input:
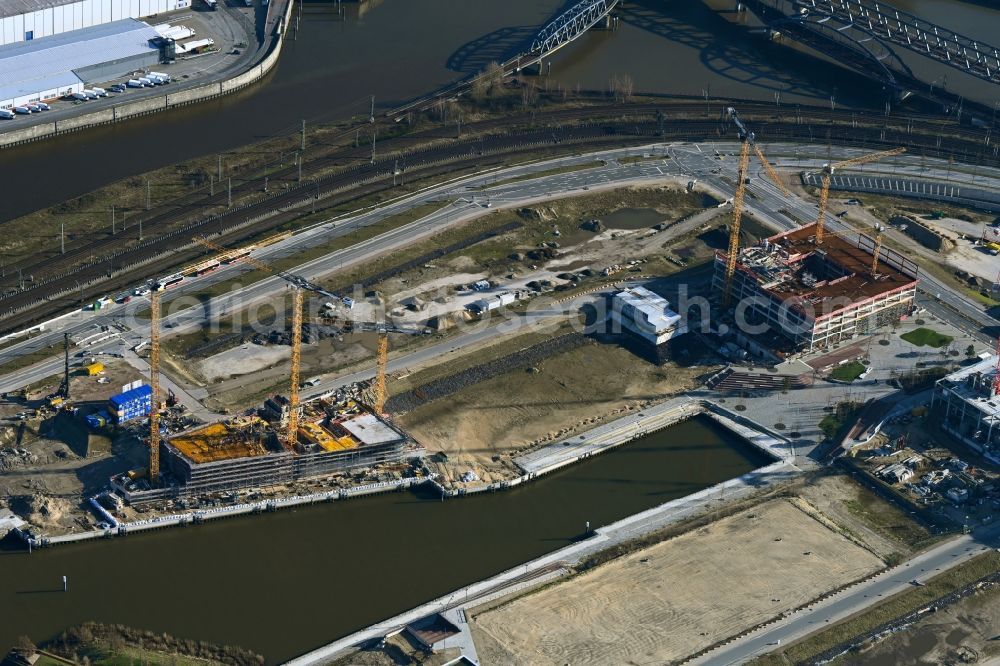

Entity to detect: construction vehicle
[721,107,789,305]
[812,147,906,245]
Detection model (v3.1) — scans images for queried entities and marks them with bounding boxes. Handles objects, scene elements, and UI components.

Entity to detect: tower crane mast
[287,288,303,451]
[814,148,906,245]
[723,107,754,307]
[373,333,389,414]
[149,290,161,484]
[871,223,886,277]
[721,107,793,306]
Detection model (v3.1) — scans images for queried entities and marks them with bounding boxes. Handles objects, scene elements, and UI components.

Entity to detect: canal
[2,415,773,662]
[0,0,996,222]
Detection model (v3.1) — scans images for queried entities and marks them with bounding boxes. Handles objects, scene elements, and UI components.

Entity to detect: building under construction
[113,399,411,503]
[713,222,919,351]
[932,355,1000,459]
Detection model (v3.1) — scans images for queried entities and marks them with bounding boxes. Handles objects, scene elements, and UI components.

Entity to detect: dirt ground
[159,185,724,412]
[0,359,151,534]
[167,331,387,412]
[471,499,885,666]
[795,472,933,561]
[398,339,703,485]
[844,584,1000,666]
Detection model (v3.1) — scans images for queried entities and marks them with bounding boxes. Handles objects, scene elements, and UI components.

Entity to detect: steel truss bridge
[748,0,1000,98]
[392,0,619,118]
[529,0,620,58]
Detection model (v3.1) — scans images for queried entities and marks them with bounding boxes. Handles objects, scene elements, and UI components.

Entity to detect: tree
[520,79,538,108]
[966,344,977,357]
[14,636,36,655]
[609,74,634,104]
[471,61,505,105]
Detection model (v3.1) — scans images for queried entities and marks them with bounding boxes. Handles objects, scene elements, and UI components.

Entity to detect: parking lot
[0,4,256,129]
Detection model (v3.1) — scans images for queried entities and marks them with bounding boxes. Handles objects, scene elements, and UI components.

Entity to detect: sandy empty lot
[199,344,290,382]
[472,499,884,666]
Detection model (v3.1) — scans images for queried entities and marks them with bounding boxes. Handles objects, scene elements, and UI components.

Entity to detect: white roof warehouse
[0,18,159,109]
[0,0,192,46]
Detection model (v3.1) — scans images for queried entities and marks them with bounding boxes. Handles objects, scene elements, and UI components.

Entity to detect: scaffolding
[714,222,918,350]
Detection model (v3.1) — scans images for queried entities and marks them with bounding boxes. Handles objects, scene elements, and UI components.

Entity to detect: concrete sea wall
[15,399,793,549]
[0,0,294,150]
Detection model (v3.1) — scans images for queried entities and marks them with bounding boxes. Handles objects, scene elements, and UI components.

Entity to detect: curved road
[1,140,997,398]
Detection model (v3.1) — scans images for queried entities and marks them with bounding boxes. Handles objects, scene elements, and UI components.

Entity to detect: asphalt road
[0,141,996,395]
[667,142,998,341]
[0,141,997,663]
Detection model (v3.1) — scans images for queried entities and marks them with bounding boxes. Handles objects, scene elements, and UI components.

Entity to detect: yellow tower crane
[373,331,389,414]
[149,290,161,484]
[286,288,303,451]
[752,143,791,196]
[813,147,906,245]
[339,320,427,414]
[722,107,788,305]
[724,139,752,307]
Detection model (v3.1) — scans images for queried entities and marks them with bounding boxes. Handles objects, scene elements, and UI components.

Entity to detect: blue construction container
[85,411,110,429]
[109,384,152,423]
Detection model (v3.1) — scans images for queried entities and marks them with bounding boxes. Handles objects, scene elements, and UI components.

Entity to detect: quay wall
[16,399,792,549]
[0,0,294,150]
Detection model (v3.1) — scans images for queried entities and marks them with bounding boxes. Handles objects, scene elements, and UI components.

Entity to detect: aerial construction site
[0,9,1000,666]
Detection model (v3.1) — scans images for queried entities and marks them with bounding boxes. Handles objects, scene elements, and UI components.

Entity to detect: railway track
[1,99,988,293]
[0,100,996,335]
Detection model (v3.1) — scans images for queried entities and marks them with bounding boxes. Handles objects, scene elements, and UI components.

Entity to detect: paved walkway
[283,407,800,666]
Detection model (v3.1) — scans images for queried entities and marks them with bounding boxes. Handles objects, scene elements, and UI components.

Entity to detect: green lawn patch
[829,361,866,382]
[33,655,73,666]
[901,327,954,348]
[968,288,1000,307]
